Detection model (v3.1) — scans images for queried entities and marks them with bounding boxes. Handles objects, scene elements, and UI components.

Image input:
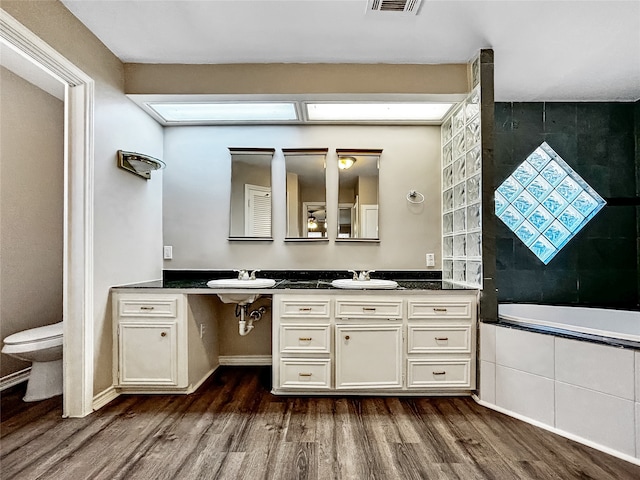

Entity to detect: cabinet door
[119,322,178,386]
[335,324,402,390]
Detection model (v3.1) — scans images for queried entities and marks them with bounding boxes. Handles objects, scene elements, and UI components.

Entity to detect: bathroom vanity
[112,274,478,397]
[273,293,477,395]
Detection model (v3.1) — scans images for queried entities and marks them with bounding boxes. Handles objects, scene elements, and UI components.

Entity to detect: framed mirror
[283,148,328,240]
[336,149,381,240]
[228,147,275,239]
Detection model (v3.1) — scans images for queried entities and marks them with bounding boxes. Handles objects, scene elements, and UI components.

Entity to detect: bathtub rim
[495,303,640,350]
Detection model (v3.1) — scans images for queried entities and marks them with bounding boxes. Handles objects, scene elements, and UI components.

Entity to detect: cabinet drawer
[118,298,178,318]
[407,359,471,389]
[279,299,330,319]
[407,326,471,354]
[407,300,472,319]
[280,325,331,354]
[279,359,331,389]
[335,299,402,319]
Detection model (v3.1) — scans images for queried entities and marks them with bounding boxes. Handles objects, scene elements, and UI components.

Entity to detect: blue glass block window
[495,142,606,264]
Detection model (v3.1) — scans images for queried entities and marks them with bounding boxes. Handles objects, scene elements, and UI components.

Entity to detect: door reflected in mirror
[284,148,328,240]
[337,149,381,240]
[228,148,275,239]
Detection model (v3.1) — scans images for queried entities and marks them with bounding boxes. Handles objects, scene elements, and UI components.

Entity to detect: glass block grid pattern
[442,81,482,288]
[496,142,606,264]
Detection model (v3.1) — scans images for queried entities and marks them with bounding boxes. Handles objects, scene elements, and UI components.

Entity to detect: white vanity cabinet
[272,292,477,395]
[334,298,403,390]
[406,297,476,390]
[113,293,189,392]
[273,297,332,390]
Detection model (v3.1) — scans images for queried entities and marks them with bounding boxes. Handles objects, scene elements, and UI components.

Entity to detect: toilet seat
[2,322,63,354]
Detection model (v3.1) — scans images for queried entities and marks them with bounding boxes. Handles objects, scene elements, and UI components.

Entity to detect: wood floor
[2,367,640,480]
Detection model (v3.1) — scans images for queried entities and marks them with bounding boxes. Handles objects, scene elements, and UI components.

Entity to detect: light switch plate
[163,245,173,260]
[425,253,435,267]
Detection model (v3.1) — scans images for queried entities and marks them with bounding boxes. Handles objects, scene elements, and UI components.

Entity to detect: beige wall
[163,124,441,270]
[124,63,469,95]
[0,67,64,377]
[1,1,164,394]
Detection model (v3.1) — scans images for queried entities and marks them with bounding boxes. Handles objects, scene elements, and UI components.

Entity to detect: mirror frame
[336,148,382,242]
[228,147,275,241]
[283,147,329,242]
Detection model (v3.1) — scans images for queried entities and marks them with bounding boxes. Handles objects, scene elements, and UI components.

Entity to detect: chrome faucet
[250,269,260,280]
[348,270,375,281]
[234,269,249,280]
[360,270,375,281]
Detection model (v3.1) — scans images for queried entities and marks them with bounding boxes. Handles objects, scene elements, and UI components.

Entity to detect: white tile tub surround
[479,323,496,404]
[477,323,640,466]
[480,322,496,363]
[495,327,554,378]
[496,365,555,425]
[480,360,496,404]
[636,403,640,459]
[555,338,635,400]
[636,351,640,402]
[556,382,636,457]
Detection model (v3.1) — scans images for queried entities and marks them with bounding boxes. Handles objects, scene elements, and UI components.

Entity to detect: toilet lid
[4,322,63,345]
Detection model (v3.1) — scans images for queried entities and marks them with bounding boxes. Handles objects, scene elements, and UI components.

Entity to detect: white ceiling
[60,0,640,102]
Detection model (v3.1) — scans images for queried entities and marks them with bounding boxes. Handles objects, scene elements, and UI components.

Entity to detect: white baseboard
[472,395,640,467]
[187,366,219,394]
[92,386,119,411]
[0,368,31,391]
[218,355,272,366]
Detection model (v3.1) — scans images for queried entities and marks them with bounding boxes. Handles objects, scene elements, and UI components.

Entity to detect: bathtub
[480,303,640,464]
[498,303,640,343]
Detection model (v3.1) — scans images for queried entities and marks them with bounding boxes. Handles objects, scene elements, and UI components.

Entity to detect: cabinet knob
[345,335,350,340]
[161,332,167,337]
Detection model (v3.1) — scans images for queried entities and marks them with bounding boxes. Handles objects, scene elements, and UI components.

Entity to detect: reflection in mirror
[283,148,328,239]
[336,149,381,240]
[228,148,275,239]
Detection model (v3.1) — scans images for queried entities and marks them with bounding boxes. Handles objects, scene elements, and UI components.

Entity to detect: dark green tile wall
[495,102,639,308]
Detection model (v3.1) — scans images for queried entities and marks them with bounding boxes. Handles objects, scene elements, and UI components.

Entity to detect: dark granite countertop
[113,270,477,292]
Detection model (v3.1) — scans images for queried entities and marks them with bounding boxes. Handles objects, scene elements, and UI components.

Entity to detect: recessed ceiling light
[306,103,454,121]
[146,102,298,122]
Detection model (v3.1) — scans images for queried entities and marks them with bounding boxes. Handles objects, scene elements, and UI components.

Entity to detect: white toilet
[2,322,63,402]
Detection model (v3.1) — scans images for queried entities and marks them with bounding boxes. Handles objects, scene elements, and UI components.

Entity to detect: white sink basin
[207,278,276,289]
[331,279,398,290]
[207,278,276,304]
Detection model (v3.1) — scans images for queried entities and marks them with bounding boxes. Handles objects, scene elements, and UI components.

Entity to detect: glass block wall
[441,57,482,287]
[496,142,606,264]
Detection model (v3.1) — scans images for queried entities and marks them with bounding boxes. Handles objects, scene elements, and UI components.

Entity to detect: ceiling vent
[367,0,423,15]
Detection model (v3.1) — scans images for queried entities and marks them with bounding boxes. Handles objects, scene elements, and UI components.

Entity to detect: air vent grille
[368,0,422,14]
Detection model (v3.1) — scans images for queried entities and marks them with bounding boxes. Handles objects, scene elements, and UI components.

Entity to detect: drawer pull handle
[435,337,449,341]
[160,332,167,337]
[299,307,312,312]
[298,373,312,377]
[433,308,447,312]
[362,307,377,311]
[140,306,155,310]
[345,335,350,340]
[432,371,446,375]
[298,337,312,341]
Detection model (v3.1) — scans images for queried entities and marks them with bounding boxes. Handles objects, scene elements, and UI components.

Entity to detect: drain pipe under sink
[236,304,267,336]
